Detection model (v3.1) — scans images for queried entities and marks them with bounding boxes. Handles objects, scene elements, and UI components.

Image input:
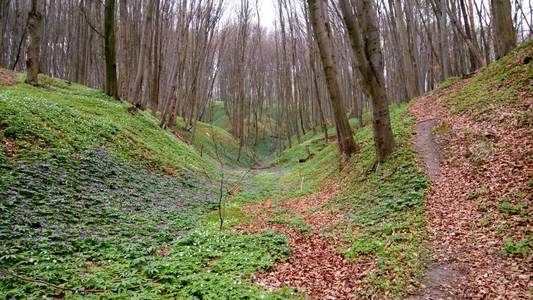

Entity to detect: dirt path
[410,80,532,299]
[412,116,467,299]
[414,119,441,181]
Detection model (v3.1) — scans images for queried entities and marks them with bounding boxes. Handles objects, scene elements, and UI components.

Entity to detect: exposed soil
[412,113,466,299]
[410,80,532,299]
[414,119,441,181]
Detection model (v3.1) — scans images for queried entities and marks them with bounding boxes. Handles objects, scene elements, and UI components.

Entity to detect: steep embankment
[411,42,532,298]
[0,74,294,299]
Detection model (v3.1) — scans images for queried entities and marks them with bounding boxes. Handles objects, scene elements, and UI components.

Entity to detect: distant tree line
[0,0,529,164]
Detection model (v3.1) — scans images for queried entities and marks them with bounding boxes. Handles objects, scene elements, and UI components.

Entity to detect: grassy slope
[220,102,428,298]
[333,104,428,297]
[0,74,294,299]
[175,117,254,167]
[443,41,532,119]
[0,75,214,175]
[207,101,231,132]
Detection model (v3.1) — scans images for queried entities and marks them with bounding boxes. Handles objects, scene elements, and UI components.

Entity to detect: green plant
[433,123,450,134]
[467,187,490,199]
[328,103,429,297]
[503,237,531,257]
[499,200,527,215]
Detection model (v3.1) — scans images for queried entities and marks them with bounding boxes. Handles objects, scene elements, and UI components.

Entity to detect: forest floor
[0,69,16,86]
[409,66,532,297]
[1,44,531,299]
[234,180,361,299]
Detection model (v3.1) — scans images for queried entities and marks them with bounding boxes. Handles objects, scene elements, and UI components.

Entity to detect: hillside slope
[0,74,294,299]
[410,42,532,298]
[0,42,530,299]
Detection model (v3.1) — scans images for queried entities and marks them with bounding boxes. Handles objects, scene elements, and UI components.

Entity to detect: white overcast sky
[225,0,532,36]
[225,0,277,28]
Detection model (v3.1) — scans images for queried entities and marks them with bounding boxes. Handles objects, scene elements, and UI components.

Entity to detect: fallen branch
[0,268,107,293]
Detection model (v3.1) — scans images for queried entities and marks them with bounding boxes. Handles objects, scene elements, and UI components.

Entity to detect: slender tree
[104,0,118,98]
[307,0,356,159]
[339,0,395,165]
[25,0,43,86]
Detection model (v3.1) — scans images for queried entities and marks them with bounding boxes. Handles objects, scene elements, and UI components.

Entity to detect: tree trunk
[118,0,128,99]
[393,0,420,100]
[491,0,516,59]
[132,0,155,108]
[307,0,356,159]
[437,0,450,80]
[104,0,118,98]
[26,0,43,86]
[339,0,395,165]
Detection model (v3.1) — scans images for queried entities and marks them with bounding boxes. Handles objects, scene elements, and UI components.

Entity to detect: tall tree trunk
[118,0,128,99]
[393,0,420,100]
[459,0,480,71]
[104,0,118,98]
[307,0,356,159]
[339,0,395,165]
[491,0,516,59]
[25,0,42,86]
[437,0,450,80]
[132,0,155,108]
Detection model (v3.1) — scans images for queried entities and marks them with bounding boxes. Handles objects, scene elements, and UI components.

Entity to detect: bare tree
[25,0,42,86]
[104,0,118,98]
[491,0,517,58]
[340,0,395,165]
[307,0,356,159]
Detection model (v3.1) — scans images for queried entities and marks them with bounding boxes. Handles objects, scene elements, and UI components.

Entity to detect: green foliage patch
[442,41,533,120]
[0,78,295,299]
[0,78,215,175]
[330,103,429,297]
[0,137,293,299]
[503,236,532,257]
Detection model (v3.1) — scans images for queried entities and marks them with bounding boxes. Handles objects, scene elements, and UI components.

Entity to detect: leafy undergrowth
[0,74,215,175]
[329,103,429,297]
[226,103,429,299]
[0,75,295,298]
[175,117,254,167]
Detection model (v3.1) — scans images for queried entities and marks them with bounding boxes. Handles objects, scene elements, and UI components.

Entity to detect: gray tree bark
[491,0,516,59]
[339,0,395,165]
[25,0,43,86]
[308,0,357,159]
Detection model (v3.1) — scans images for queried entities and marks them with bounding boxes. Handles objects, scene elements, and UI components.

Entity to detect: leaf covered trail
[410,78,532,298]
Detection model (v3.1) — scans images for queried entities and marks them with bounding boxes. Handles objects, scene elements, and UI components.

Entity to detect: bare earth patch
[414,119,441,181]
[0,68,16,86]
[410,79,532,299]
